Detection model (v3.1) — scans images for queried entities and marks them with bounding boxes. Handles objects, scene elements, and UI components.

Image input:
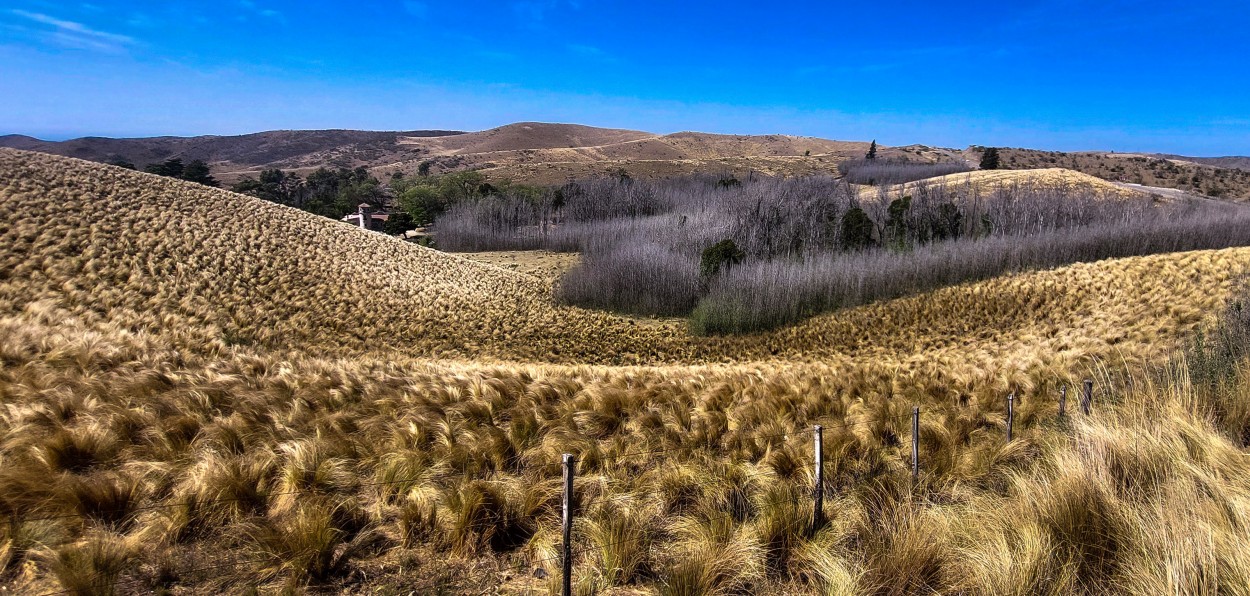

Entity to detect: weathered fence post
[911,407,920,482]
[812,425,824,531]
[1082,379,1093,415]
[1006,393,1015,443]
[561,454,575,596]
[1059,384,1067,417]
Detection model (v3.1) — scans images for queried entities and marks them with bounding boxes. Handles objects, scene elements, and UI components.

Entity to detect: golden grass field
[458,251,582,286]
[3,148,1250,594]
[858,167,1145,201]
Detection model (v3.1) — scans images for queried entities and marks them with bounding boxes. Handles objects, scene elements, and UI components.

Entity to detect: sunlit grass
[2,149,1249,593]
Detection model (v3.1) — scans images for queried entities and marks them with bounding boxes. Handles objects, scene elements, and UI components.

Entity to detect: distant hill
[4,123,1246,196]
[0,129,462,183]
[1158,155,1250,172]
[0,122,959,186]
[981,147,1250,200]
[389,122,963,184]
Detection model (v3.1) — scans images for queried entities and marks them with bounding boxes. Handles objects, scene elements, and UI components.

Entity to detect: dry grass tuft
[4,148,1250,592]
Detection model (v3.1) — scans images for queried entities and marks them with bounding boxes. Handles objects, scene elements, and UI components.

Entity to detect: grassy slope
[2,148,1250,593]
[1,149,1241,369]
[858,167,1144,201]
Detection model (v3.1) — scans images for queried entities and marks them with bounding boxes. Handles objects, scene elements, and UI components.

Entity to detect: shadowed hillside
[0,129,461,184]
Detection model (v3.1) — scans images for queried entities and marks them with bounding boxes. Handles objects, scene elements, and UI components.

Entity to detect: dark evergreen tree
[105,157,136,170]
[181,160,219,187]
[144,158,184,178]
[980,147,1001,170]
[839,207,875,250]
[231,169,306,207]
[865,140,878,160]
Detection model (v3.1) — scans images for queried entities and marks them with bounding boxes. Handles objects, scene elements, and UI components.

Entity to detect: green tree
[105,157,136,170]
[232,169,305,207]
[143,157,218,187]
[700,239,745,277]
[839,207,875,250]
[382,212,417,235]
[302,167,382,219]
[980,147,1001,170]
[145,158,184,178]
[181,160,219,187]
[865,140,878,160]
[398,185,443,225]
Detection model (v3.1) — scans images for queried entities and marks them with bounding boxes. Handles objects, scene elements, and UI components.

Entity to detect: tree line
[108,157,220,187]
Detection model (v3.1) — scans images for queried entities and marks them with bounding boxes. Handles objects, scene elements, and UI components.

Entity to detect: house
[341,203,391,232]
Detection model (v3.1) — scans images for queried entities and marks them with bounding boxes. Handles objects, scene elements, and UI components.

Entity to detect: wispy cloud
[8,9,135,53]
[566,43,602,56]
[238,1,284,23]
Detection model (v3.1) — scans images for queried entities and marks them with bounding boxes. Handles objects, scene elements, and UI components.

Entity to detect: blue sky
[0,0,1247,154]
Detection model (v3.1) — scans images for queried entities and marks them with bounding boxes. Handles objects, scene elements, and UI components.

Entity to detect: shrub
[557,243,702,317]
[693,211,1250,333]
[700,239,745,277]
[839,159,971,185]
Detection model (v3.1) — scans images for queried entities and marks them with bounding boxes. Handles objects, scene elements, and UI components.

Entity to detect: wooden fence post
[1006,393,1015,443]
[1059,384,1067,417]
[812,425,824,531]
[1082,379,1093,415]
[911,407,920,482]
[562,454,575,596]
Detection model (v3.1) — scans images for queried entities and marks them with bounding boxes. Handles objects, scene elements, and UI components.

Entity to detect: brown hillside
[0,129,460,180]
[391,124,936,184]
[980,146,1250,200]
[405,122,656,153]
[860,168,1146,201]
